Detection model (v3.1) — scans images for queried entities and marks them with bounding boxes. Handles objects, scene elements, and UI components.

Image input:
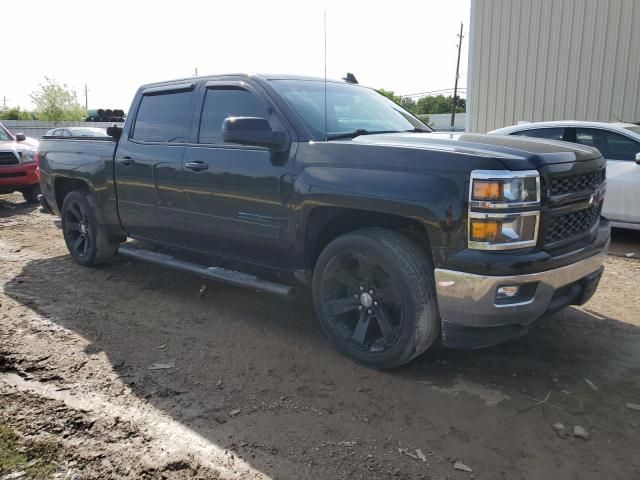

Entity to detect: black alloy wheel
[313,228,440,369]
[320,252,404,354]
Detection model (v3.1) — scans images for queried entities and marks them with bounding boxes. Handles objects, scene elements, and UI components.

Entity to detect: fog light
[497,285,521,299]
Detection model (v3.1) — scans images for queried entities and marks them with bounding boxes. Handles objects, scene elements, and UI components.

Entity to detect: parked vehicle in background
[0,122,40,203]
[489,121,640,231]
[37,74,609,369]
[45,127,110,138]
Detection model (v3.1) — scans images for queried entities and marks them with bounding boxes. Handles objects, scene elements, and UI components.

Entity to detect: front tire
[21,184,40,203]
[312,228,439,369]
[61,190,119,266]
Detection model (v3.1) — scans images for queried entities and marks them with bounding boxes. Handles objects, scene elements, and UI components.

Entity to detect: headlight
[470,170,540,208]
[468,170,541,250]
[18,150,37,164]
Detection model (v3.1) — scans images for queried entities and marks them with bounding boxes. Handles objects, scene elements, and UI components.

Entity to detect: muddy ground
[1,192,639,480]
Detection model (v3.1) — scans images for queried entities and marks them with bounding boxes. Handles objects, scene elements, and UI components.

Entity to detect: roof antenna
[342,73,358,84]
[323,10,328,142]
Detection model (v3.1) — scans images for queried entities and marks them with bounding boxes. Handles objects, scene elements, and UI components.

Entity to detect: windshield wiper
[326,129,401,140]
[403,127,432,133]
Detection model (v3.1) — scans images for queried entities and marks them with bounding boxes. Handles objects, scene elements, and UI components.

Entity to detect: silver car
[489,121,640,231]
[45,127,110,138]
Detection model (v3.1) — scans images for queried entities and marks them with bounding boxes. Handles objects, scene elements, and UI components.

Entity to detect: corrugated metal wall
[467,0,640,132]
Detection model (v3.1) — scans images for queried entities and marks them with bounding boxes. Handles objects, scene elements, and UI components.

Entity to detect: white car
[489,121,640,231]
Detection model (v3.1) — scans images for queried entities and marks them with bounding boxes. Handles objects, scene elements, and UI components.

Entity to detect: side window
[199,88,270,145]
[62,129,72,137]
[574,128,639,160]
[132,90,193,143]
[512,128,564,140]
[605,131,639,160]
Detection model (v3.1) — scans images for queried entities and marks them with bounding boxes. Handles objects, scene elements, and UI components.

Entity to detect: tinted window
[512,128,564,140]
[133,91,193,142]
[62,129,72,137]
[575,128,640,160]
[199,88,270,144]
[270,80,429,138]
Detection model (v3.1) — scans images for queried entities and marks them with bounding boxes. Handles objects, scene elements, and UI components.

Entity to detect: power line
[401,87,466,98]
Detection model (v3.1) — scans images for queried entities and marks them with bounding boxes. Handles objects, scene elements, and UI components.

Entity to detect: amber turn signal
[470,220,500,241]
[472,180,503,200]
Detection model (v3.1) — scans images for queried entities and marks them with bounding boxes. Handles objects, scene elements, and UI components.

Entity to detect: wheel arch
[303,206,437,277]
[53,176,92,212]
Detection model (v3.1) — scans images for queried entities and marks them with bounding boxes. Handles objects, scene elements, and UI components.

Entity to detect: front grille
[549,169,605,196]
[0,172,26,179]
[0,151,19,166]
[545,205,600,243]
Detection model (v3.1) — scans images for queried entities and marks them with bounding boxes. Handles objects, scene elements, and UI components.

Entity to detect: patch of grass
[0,423,61,479]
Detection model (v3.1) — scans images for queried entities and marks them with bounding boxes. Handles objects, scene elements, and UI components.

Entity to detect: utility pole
[195,67,198,76]
[451,22,464,129]
[2,96,6,109]
[84,84,88,109]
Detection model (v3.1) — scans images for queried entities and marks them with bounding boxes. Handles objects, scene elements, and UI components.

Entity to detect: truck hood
[0,139,39,152]
[350,132,601,170]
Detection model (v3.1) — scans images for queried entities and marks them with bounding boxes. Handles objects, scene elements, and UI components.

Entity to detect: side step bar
[118,245,295,298]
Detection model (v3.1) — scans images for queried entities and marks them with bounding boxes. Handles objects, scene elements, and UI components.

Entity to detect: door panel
[182,82,294,267]
[115,86,195,244]
[115,142,186,243]
[602,159,640,224]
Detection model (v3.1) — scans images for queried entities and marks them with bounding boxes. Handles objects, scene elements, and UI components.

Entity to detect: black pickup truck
[38,74,610,369]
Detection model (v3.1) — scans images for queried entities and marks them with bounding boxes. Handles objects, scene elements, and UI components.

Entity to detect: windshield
[623,125,640,136]
[0,124,13,142]
[270,80,431,139]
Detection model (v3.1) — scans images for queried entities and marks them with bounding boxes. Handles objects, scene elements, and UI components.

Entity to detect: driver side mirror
[636,152,640,165]
[221,117,289,152]
[15,133,26,142]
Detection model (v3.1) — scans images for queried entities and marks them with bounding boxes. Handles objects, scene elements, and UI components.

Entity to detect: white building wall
[467,0,640,133]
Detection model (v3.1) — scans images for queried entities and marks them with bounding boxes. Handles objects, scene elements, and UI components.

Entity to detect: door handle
[117,156,135,166]
[185,161,209,172]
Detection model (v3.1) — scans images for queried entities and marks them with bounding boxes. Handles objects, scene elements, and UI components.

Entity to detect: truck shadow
[0,195,40,219]
[4,254,640,478]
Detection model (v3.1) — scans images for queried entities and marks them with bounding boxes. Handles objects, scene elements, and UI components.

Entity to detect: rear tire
[312,228,440,369]
[21,184,40,203]
[61,190,119,266]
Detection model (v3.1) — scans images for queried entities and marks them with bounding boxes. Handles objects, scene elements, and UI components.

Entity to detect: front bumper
[435,250,606,348]
[0,163,39,192]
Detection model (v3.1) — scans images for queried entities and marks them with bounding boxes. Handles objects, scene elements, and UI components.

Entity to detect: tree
[30,78,87,121]
[377,89,421,115]
[415,95,465,115]
[0,107,35,120]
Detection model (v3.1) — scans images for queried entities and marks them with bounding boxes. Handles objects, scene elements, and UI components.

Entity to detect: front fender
[292,166,466,268]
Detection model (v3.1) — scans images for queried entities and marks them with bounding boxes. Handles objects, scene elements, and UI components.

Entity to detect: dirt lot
[1,193,639,480]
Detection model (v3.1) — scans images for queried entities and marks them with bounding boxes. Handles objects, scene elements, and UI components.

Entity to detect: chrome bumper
[434,251,606,328]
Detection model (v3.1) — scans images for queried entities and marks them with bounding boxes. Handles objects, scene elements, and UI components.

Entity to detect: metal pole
[451,23,464,129]
[84,84,88,109]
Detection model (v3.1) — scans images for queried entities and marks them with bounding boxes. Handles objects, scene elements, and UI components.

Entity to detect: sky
[2,0,470,112]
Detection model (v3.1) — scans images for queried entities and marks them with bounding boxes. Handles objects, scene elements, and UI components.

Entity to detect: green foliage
[377,89,465,118]
[30,77,87,121]
[0,424,61,479]
[377,88,403,105]
[0,107,35,120]
[415,95,465,115]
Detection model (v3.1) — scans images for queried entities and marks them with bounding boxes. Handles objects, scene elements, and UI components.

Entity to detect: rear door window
[511,128,564,140]
[132,90,193,143]
[198,88,270,145]
[575,128,640,160]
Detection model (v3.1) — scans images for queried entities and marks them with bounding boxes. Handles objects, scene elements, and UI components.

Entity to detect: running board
[118,245,295,298]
